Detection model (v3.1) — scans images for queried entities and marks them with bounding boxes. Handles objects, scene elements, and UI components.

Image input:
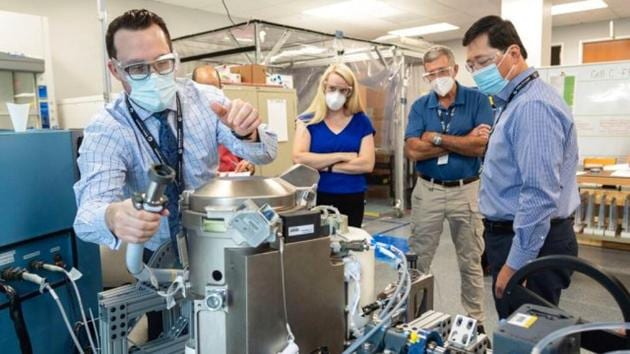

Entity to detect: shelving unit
[576,171,630,250]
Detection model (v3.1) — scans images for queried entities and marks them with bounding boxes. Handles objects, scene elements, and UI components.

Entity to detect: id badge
[437,154,449,166]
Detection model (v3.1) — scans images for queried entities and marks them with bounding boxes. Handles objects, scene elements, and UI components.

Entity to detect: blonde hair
[302,63,365,125]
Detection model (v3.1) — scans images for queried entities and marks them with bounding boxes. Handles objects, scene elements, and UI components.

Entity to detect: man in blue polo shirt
[404,45,493,328]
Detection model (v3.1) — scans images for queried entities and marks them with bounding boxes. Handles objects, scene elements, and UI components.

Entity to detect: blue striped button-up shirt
[479,67,580,270]
[73,79,278,251]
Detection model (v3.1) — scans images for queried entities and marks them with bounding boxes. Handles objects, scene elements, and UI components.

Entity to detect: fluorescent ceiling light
[389,23,459,37]
[551,0,607,16]
[303,0,399,19]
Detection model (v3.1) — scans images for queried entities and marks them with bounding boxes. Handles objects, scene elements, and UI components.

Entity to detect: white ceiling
[153,0,630,43]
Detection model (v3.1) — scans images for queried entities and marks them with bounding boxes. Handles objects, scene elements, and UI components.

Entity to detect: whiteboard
[538,61,630,162]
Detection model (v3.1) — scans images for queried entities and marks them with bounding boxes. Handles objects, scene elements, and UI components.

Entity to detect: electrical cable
[532,322,630,354]
[221,0,236,25]
[0,282,33,354]
[44,284,85,354]
[34,262,97,353]
[344,256,362,335]
[377,244,407,320]
[88,308,100,350]
[61,268,97,353]
[342,244,411,354]
[278,235,296,343]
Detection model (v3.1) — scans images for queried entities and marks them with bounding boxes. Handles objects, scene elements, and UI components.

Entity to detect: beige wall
[552,17,630,66]
[0,0,237,100]
[437,17,630,88]
[434,39,476,87]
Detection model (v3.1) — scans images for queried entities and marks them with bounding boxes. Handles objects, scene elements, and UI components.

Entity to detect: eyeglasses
[465,51,503,73]
[114,53,178,81]
[324,83,353,97]
[422,67,453,81]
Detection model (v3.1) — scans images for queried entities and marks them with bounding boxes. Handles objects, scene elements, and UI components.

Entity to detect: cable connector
[1,267,25,281]
[21,271,48,293]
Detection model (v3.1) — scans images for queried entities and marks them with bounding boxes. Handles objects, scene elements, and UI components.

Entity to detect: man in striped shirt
[463,16,579,319]
[74,9,277,254]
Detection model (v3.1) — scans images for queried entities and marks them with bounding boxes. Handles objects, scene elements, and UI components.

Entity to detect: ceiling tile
[149,0,630,45]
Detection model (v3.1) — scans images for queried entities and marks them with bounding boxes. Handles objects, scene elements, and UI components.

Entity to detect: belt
[419,174,479,188]
[483,217,573,233]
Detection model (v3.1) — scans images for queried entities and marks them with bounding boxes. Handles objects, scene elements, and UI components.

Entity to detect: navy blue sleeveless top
[300,112,375,194]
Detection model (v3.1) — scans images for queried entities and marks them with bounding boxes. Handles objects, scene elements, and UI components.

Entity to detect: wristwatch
[432,134,443,146]
[232,129,255,140]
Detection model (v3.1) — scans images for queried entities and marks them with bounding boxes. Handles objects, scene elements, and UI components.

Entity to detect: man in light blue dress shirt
[463,16,579,319]
[73,9,277,255]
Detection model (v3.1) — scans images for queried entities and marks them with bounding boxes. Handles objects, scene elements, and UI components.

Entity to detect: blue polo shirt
[300,112,375,194]
[405,83,493,181]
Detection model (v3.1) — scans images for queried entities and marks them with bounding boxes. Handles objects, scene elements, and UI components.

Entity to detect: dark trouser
[143,249,163,341]
[484,218,579,319]
[316,191,366,227]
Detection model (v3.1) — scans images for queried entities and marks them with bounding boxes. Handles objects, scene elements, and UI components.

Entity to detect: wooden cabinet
[223,85,297,177]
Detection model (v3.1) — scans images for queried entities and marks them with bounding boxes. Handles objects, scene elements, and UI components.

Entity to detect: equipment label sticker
[23,251,41,260]
[0,250,16,267]
[288,224,315,237]
[508,313,538,328]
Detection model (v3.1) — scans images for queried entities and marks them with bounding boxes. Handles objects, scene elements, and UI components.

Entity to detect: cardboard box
[371,116,390,147]
[219,72,241,84]
[230,64,267,84]
[357,85,386,110]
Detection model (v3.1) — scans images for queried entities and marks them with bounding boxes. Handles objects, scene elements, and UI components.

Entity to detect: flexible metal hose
[0,282,33,354]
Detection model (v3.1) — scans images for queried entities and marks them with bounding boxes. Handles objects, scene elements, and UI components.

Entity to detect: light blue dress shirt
[479,67,580,270]
[73,79,278,251]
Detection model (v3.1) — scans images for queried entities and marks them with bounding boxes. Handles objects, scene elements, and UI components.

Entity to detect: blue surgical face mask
[472,52,512,96]
[128,72,177,113]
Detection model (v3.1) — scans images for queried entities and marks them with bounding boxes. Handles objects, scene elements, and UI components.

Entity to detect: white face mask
[431,76,455,97]
[325,91,346,111]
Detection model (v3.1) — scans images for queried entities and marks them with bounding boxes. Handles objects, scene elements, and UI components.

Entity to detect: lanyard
[126,94,184,190]
[482,71,539,160]
[490,71,539,129]
[436,106,456,133]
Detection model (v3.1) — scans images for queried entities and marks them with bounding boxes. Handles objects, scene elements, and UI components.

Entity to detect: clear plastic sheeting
[172,20,431,213]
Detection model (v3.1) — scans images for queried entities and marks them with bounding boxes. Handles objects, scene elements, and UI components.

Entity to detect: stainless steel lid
[188,176,297,212]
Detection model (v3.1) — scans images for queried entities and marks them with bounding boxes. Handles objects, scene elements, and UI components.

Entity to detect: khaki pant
[409,178,486,322]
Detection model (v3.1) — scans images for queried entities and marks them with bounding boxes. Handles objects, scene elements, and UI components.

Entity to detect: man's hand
[211,99,260,138]
[105,199,168,244]
[421,131,437,143]
[469,124,491,140]
[495,264,517,299]
[234,160,255,174]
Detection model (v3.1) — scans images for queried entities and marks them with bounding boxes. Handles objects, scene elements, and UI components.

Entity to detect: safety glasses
[422,67,453,81]
[113,52,179,81]
[324,83,353,97]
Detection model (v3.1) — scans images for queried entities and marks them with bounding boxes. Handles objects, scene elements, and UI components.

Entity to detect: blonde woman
[293,64,375,227]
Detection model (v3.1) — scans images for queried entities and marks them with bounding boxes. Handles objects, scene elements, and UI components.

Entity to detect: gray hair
[423,45,456,66]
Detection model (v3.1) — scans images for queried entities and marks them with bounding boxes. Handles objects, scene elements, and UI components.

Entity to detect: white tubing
[532,322,630,354]
[126,242,184,287]
[342,245,411,354]
[63,270,97,353]
[41,264,97,353]
[46,284,85,354]
[126,243,149,281]
[89,308,100,350]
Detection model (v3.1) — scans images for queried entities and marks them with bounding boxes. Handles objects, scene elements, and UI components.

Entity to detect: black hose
[0,282,33,354]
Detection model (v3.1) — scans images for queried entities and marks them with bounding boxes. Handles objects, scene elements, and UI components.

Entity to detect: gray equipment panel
[225,237,345,353]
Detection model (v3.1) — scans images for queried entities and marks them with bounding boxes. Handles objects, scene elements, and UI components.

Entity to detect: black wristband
[232,130,254,140]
